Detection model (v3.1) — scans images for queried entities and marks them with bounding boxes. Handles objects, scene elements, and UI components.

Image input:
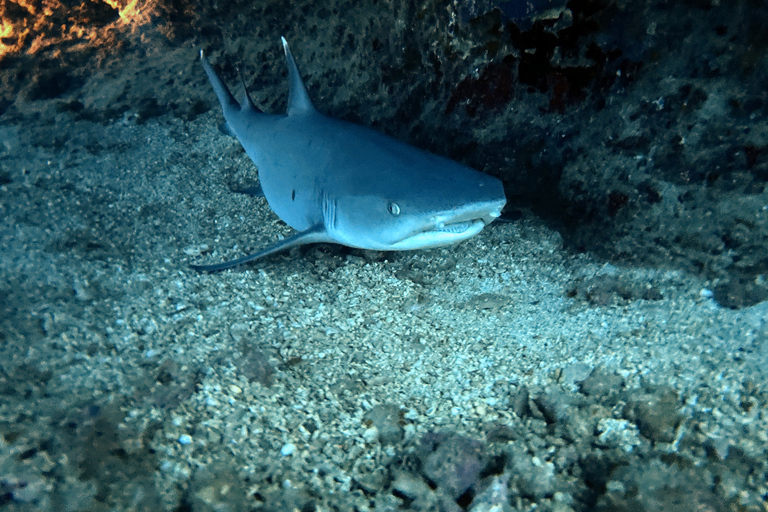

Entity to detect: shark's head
[327,171,507,251]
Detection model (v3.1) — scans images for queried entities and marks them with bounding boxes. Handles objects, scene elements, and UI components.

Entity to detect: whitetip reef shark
[191,37,507,272]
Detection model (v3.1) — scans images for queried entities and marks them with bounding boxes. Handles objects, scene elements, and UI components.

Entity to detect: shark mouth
[434,220,475,234]
[390,199,505,250]
[391,218,488,250]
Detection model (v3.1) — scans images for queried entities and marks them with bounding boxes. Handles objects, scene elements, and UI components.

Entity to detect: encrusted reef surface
[0,0,766,511]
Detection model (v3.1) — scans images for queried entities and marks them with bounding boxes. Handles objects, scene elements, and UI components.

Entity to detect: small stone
[178,434,192,445]
[422,434,484,499]
[509,446,556,499]
[560,363,593,390]
[625,390,681,443]
[392,471,431,500]
[280,443,295,456]
[363,404,403,445]
[533,389,572,424]
[362,427,379,443]
[509,385,530,418]
[184,244,209,256]
[596,418,641,452]
[579,368,624,398]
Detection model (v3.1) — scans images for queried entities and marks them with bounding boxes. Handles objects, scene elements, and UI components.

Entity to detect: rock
[508,385,530,418]
[625,390,681,443]
[363,404,403,445]
[579,368,625,399]
[508,446,556,499]
[422,434,485,499]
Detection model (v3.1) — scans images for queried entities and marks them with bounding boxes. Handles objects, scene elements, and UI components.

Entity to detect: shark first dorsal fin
[281,37,315,115]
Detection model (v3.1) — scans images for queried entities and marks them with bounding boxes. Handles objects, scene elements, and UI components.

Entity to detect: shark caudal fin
[200,50,261,118]
[200,50,239,115]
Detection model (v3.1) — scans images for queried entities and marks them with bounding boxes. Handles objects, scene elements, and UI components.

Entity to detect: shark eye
[388,202,400,216]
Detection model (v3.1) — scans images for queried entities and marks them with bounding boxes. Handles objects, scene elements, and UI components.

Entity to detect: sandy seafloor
[1,43,768,512]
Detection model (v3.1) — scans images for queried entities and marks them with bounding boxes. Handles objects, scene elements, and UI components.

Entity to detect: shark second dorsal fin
[281,37,315,115]
[237,69,261,113]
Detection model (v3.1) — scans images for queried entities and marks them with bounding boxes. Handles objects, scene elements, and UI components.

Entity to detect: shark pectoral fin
[190,226,332,273]
[496,209,522,223]
[218,121,236,137]
[232,184,264,197]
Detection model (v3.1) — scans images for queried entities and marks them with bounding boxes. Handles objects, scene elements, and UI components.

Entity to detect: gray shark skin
[191,37,507,272]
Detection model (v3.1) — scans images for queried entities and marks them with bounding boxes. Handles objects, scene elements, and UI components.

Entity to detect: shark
[191,37,507,272]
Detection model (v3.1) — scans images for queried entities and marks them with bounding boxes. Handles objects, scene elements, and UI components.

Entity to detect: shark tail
[200,50,261,118]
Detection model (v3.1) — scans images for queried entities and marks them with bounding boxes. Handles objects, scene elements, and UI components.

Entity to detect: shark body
[192,37,507,272]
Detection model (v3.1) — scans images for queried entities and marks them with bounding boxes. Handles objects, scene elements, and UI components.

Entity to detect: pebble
[183,244,209,256]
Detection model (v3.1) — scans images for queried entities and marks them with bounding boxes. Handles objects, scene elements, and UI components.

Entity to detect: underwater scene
[0,0,766,510]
